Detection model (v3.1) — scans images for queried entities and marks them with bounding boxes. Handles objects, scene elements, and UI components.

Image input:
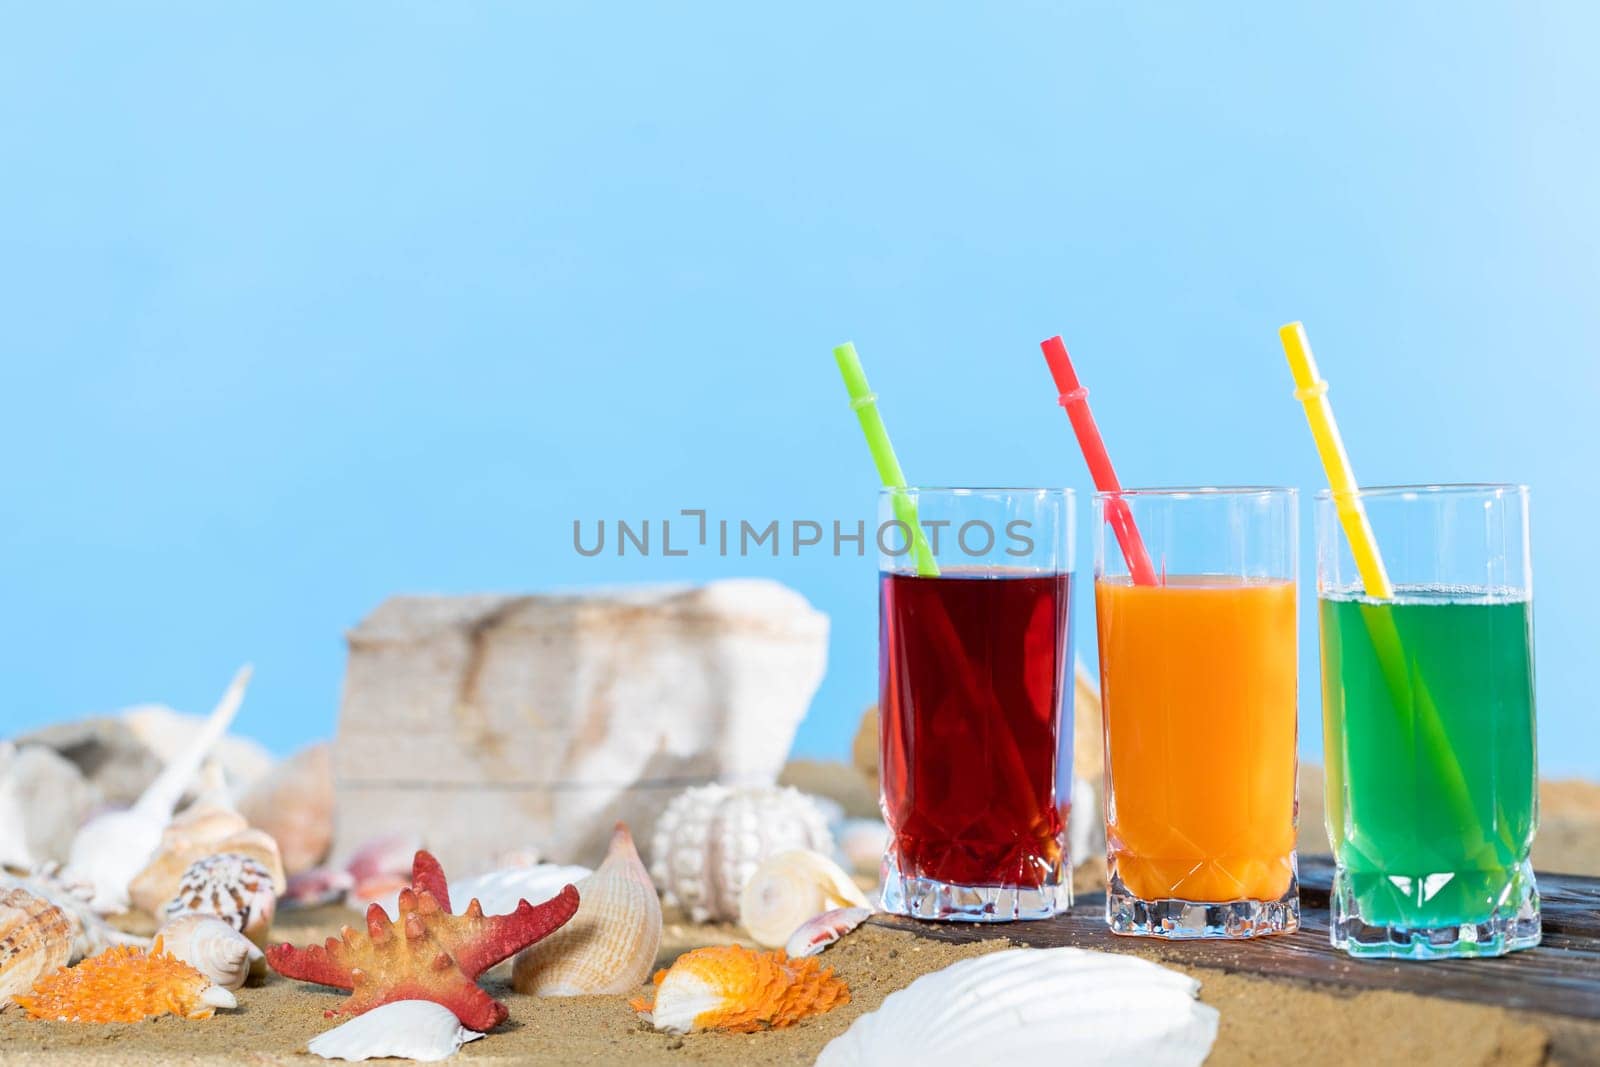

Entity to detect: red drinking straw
[1039,335,1159,586]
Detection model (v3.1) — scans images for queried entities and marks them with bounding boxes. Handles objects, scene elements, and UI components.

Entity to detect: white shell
[0,742,98,870]
[785,906,872,958]
[156,914,263,991]
[816,948,1219,1067]
[66,666,253,913]
[512,824,661,996]
[307,999,485,1062]
[739,850,870,948]
[650,785,834,923]
[0,866,149,962]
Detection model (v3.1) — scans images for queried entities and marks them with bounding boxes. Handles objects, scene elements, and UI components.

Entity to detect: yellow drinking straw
[1278,321,1512,864]
[1279,322,1393,599]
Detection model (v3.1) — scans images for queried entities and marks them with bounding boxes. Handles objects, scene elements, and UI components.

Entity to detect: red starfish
[267,850,579,1031]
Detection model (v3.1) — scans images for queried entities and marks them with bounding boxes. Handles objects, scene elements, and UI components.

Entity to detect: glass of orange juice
[1094,486,1300,938]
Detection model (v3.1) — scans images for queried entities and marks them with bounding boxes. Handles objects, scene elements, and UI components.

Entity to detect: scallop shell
[785,907,872,958]
[0,866,149,962]
[155,914,263,991]
[633,944,850,1034]
[128,825,286,918]
[815,948,1219,1067]
[238,742,335,876]
[307,999,485,1062]
[162,852,278,954]
[512,823,661,996]
[0,888,74,1010]
[651,785,834,923]
[739,850,870,948]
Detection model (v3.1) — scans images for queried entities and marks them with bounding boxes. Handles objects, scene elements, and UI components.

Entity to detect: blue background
[3,3,1596,774]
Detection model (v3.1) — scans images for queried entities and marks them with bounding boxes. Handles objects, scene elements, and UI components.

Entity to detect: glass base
[878,850,1071,922]
[1106,868,1300,939]
[1331,858,1541,960]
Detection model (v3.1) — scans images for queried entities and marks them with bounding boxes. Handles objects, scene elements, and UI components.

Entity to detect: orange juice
[1095,575,1298,903]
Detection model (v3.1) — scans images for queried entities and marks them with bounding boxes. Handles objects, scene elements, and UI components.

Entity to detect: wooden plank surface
[869,856,1600,1020]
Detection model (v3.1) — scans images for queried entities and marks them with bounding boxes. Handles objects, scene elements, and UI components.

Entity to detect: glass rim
[1093,485,1296,499]
[884,486,1076,496]
[1313,482,1529,500]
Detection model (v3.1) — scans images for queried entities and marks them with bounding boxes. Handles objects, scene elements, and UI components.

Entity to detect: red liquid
[879,570,1073,887]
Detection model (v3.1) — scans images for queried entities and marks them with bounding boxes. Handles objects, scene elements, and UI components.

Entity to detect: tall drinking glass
[878,487,1075,921]
[1094,487,1300,938]
[1317,484,1539,959]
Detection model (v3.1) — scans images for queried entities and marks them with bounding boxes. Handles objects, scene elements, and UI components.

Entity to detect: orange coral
[631,945,850,1033]
[14,942,234,1023]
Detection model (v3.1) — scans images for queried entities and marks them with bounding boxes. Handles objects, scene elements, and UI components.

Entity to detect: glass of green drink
[1317,484,1539,960]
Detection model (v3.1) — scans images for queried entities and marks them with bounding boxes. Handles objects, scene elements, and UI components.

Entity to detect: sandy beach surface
[5,895,1597,1066]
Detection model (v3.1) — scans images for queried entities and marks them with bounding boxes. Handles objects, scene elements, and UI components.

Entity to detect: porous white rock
[330,580,829,872]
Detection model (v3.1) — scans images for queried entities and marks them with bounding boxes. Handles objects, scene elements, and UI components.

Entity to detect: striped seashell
[0,888,74,1010]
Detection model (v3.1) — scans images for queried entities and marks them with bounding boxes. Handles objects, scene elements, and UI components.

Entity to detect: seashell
[512,823,661,996]
[631,944,849,1034]
[283,866,355,908]
[344,832,424,886]
[0,866,149,962]
[13,942,237,1022]
[162,852,278,953]
[0,888,74,1010]
[651,784,834,923]
[739,850,871,948]
[815,948,1219,1067]
[307,999,486,1062]
[785,907,873,958]
[129,825,286,918]
[66,666,254,914]
[0,742,100,870]
[155,914,262,991]
[238,742,335,876]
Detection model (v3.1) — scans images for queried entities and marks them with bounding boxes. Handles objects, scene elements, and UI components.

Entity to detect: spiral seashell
[162,851,278,964]
[307,999,485,1062]
[512,823,661,996]
[155,914,263,991]
[815,948,1219,1067]
[785,907,873,958]
[128,824,285,918]
[739,850,870,948]
[650,785,834,923]
[0,888,74,1010]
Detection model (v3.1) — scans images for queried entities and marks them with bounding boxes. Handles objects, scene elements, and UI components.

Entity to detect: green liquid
[1320,589,1538,928]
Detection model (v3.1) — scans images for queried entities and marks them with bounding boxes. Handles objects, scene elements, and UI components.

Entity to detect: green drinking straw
[832,343,940,577]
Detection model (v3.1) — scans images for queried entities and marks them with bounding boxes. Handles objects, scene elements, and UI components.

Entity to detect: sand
[5,902,1597,1066]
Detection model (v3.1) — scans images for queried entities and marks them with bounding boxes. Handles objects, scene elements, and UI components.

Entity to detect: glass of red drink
[877,487,1075,921]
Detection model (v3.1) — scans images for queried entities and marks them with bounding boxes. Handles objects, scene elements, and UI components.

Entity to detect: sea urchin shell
[267,850,579,1031]
[13,943,236,1022]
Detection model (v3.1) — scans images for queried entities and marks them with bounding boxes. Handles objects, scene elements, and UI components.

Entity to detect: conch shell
[815,948,1218,1067]
[0,888,74,1010]
[155,914,263,991]
[739,850,870,948]
[632,945,850,1034]
[13,942,237,1022]
[512,823,661,996]
[651,785,834,923]
[162,851,278,978]
[128,810,286,918]
[307,999,485,1062]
